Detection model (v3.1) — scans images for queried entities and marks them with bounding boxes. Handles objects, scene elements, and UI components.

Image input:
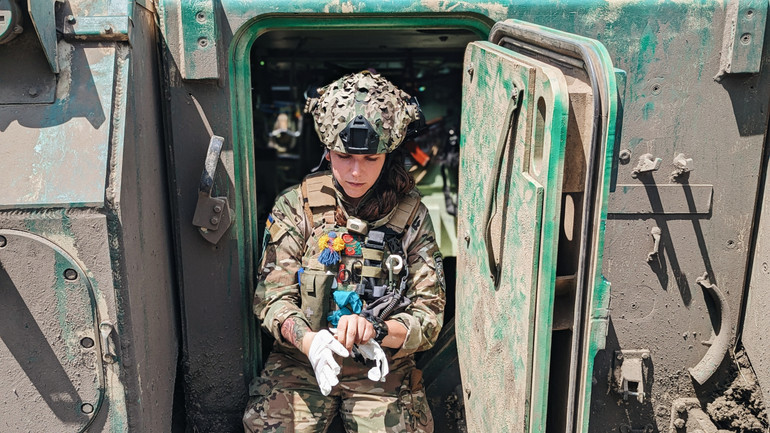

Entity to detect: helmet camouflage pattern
[304,71,420,154]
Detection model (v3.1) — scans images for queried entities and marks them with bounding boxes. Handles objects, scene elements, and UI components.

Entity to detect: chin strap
[311,149,329,172]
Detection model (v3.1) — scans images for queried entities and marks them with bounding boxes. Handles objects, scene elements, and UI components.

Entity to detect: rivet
[641,352,650,360]
[80,337,94,348]
[210,216,219,225]
[81,403,94,414]
[64,268,78,280]
[28,87,38,97]
[0,235,6,248]
[673,418,685,429]
[103,24,113,34]
[66,15,76,24]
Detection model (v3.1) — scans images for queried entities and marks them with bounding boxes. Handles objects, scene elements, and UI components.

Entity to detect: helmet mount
[339,115,380,154]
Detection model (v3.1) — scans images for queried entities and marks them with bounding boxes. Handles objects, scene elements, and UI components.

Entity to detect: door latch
[612,349,650,403]
[631,153,662,177]
[192,135,233,244]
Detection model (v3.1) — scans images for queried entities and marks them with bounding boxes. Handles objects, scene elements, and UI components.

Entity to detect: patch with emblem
[433,251,446,292]
[341,232,363,257]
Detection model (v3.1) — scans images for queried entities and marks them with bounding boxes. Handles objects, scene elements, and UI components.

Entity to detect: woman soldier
[244,71,446,433]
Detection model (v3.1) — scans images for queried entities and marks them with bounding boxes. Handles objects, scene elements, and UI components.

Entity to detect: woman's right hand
[335,314,375,350]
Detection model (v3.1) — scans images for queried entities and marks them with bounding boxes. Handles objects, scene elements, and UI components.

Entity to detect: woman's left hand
[335,314,375,350]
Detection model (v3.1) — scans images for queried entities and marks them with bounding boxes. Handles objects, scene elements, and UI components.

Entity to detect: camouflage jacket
[254,172,445,359]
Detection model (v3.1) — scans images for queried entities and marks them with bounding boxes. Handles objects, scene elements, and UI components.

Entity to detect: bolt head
[28,87,38,97]
[213,205,222,213]
[64,268,78,280]
[103,25,113,33]
[66,15,76,24]
[642,352,650,360]
[673,418,685,429]
[619,149,632,164]
[210,216,219,225]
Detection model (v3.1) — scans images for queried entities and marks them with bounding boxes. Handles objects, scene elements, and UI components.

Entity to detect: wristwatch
[362,312,388,344]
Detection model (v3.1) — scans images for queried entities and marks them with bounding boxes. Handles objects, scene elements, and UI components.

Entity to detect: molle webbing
[301,174,337,235]
[387,195,421,233]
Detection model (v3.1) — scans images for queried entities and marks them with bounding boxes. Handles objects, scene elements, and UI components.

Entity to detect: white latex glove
[355,339,389,382]
[307,329,349,396]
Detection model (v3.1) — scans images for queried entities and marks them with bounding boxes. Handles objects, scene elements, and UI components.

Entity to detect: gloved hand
[355,339,389,382]
[307,329,349,396]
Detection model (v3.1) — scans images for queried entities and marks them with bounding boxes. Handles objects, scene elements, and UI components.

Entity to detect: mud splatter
[706,349,768,433]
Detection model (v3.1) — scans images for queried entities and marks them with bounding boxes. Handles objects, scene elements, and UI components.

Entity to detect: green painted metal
[227,13,492,376]
[0,46,118,209]
[27,0,57,73]
[720,0,767,74]
[456,40,569,433]
[161,0,220,79]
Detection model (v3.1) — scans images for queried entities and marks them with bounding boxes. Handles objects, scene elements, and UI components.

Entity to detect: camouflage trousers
[243,349,434,433]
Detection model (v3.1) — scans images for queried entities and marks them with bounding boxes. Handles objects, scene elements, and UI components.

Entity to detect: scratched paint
[0,43,116,209]
[456,40,569,433]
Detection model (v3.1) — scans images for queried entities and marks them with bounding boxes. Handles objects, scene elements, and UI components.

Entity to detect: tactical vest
[297,172,420,331]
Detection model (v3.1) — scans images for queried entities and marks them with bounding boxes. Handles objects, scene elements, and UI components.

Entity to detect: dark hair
[335,148,415,224]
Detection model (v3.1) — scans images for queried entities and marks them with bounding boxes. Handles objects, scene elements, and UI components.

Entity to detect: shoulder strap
[385,193,421,234]
[300,172,337,235]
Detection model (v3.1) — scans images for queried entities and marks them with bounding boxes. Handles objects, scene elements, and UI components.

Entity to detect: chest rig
[300,172,420,319]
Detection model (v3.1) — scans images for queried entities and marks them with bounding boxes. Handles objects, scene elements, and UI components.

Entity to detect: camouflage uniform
[244,172,445,433]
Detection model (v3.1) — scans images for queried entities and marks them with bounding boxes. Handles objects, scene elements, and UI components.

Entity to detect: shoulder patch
[433,251,446,292]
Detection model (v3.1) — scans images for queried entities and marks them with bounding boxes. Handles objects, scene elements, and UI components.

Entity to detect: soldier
[243,71,446,433]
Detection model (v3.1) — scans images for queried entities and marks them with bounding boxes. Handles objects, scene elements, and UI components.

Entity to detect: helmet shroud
[305,71,420,154]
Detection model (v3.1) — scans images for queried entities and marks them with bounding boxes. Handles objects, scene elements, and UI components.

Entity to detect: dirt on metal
[706,350,769,433]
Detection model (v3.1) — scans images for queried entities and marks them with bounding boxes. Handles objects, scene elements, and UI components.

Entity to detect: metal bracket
[61,15,131,41]
[717,0,767,78]
[612,349,650,403]
[631,153,662,178]
[28,0,58,73]
[158,0,219,79]
[192,135,233,244]
[671,153,694,180]
[99,322,117,363]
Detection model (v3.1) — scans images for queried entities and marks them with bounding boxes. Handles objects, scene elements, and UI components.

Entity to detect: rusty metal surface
[0,229,104,432]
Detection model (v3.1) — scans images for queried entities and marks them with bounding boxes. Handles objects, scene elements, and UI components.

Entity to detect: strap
[362,248,384,261]
[304,173,336,208]
[386,194,420,233]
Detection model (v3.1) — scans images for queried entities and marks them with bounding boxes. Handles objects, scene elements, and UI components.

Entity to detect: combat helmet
[305,71,421,154]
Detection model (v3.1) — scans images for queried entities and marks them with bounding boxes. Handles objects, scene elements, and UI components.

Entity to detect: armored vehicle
[1,0,769,432]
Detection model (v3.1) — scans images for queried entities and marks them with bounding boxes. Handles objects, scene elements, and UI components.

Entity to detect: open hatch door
[456,20,619,433]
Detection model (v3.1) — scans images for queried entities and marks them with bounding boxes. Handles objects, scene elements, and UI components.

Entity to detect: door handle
[190,94,233,244]
[483,88,521,287]
[192,135,233,244]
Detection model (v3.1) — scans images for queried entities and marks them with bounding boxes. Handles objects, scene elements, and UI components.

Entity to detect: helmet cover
[305,71,420,154]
